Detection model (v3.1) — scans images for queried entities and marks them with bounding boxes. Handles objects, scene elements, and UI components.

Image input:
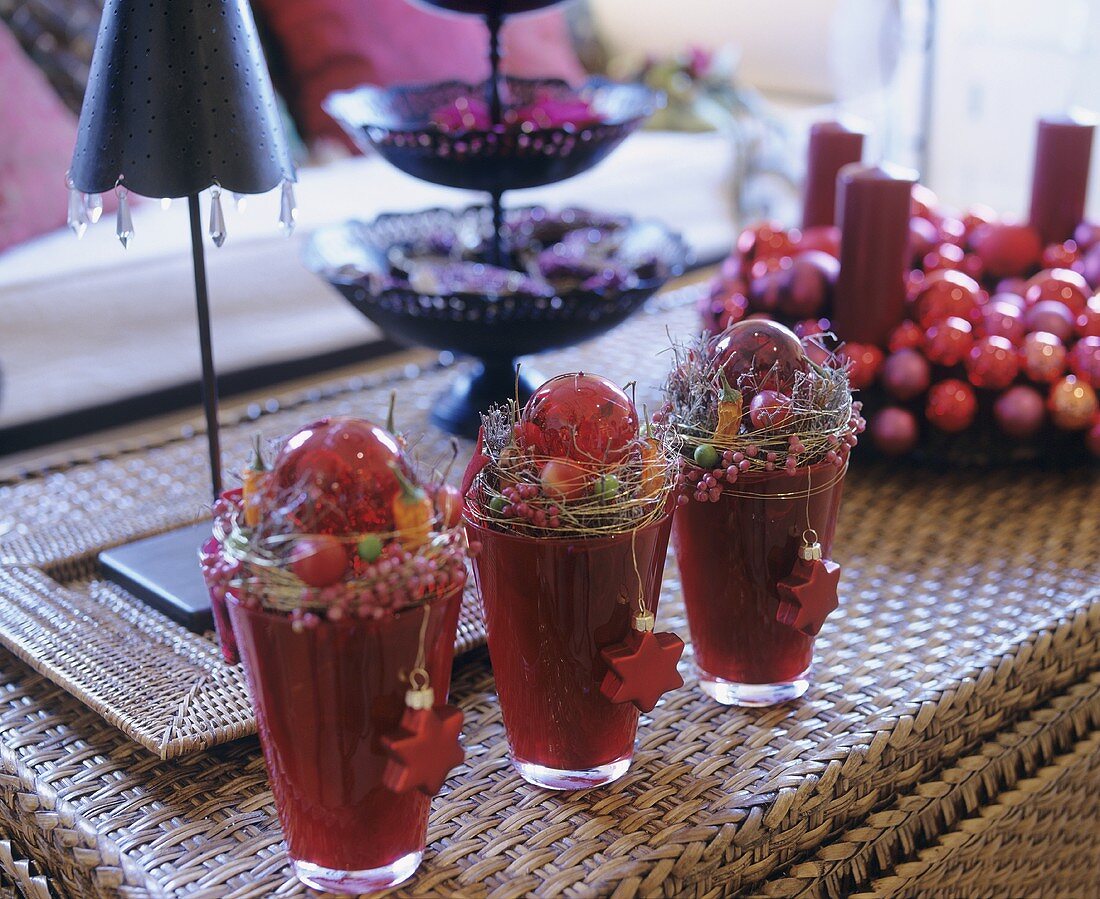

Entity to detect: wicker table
[0,290,1098,898]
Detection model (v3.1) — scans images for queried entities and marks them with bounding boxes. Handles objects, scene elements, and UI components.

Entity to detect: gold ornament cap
[406,685,435,710]
[633,609,656,633]
[799,529,823,561]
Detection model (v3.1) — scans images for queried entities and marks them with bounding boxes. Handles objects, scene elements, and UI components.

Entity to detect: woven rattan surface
[0,285,1098,896]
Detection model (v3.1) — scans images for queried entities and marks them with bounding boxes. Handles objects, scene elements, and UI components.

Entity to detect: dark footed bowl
[324,77,662,193]
[411,0,563,13]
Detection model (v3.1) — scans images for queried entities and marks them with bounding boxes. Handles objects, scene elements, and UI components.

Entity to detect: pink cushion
[0,22,80,253]
[255,0,586,146]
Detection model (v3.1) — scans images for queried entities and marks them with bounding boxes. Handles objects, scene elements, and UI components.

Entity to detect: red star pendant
[600,627,685,713]
[776,556,841,637]
[381,704,465,796]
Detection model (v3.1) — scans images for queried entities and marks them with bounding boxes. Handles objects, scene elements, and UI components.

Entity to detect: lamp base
[99,522,214,632]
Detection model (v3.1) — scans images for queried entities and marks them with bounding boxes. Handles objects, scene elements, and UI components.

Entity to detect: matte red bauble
[1024,268,1090,315]
[1040,242,1080,271]
[1078,296,1100,338]
[966,336,1019,389]
[840,343,884,389]
[923,243,965,273]
[870,406,920,456]
[926,379,977,432]
[911,270,982,328]
[925,316,974,367]
[909,216,939,266]
[1069,336,1100,388]
[980,300,1027,342]
[778,251,838,318]
[737,222,798,264]
[714,319,809,393]
[1020,331,1067,383]
[290,535,349,588]
[521,373,639,464]
[798,225,840,258]
[881,349,932,400]
[888,320,925,352]
[993,385,1046,439]
[1048,375,1099,430]
[1024,300,1076,342]
[272,417,408,535]
[970,222,1043,279]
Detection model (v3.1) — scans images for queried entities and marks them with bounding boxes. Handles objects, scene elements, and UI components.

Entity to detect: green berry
[489,495,507,514]
[357,534,383,563]
[594,474,620,502]
[694,443,719,468]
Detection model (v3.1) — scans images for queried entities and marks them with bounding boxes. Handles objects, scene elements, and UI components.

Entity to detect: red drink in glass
[673,461,845,705]
[226,588,462,893]
[466,511,673,789]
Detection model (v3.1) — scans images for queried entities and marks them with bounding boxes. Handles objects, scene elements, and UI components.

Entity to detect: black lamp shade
[69,0,293,198]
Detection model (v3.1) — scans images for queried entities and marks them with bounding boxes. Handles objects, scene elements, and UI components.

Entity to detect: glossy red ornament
[1069,336,1100,387]
[911,270,981,328]
[748,389,794,430]
[1024,300,1076,342]
[521,373,639,464]
[870,406,920,455]
[926,379,978,432]
[980,299,1027,342]
[966,336,1019,389]
[910,184,941,222]
[714,319,809,393]
[778,251,838,318]
[888,320,925,352]
[840,343,884,389]
[381,703,465,795]
[1021,331,1067,383]
[1041,241,1080,270]
[994,385,1046,438]
[272,417,407,535]
[737,222,798,264]
[962,204,998,236]
[794,317,828,338]
[881,348,932,400]
[909,216,939,265]
[925,316,974,367]
[290,535,349,587]
[922,242,965,273]
[1048,375,1099,430]
[599,626,685,713]
[961,252,986,282]
[939,217,966,246]
[1024,268,1090,314]
[798,224,841,257]
[970,222,1043,279]
[748,264,790,312]
[775,552,841,637]
[1077,295,1100,338]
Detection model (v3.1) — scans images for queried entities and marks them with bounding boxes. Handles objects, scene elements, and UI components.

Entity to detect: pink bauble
[923,242,965,273]
[870,407,920,456]
[1068,336,1100,388]
[980,300,1027,342]
[970,222,1043,279]
[714,319,809,393]
[778,250,838,318]
[911,270,982,328]
[926,379,978,432]
[881,348,932,400]
[798,225,841,257]
[925,316,974,366]
[966,336,1019,389]
[909,216,939,266]
[1021,331,1067,383]
[1048,375,1099,430]
[840,343,885,389]
[1024,300,1076,342]
[889,320,925,352]
[748,389,794,430]
[993,385,1046,439]
[1024,268,1090,315]
[1077,295,1100,337]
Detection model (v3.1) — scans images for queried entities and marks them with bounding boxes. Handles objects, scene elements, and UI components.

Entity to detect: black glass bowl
[324,77,662,193]
[411,0,563,13]
[304,205,690,437]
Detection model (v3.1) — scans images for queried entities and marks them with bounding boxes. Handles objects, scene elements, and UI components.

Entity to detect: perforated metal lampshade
[68,0,293,198]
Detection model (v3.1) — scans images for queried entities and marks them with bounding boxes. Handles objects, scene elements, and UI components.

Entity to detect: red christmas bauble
[272,417,408,535]
[925,316,974,366]
[911,270,982,328]
[1024,300,1076,342]
[962,204,998,236]
[993,385,1046,439]
[778,251,838,319]
[966,336,1019,389]
[970,222,1043,279]
[1024,268,1090,315]
[1048,375,1099,430]
[911,185,941,222]
[1020,331,1067,383]
[923,242,965,273]
[870,406,920,456]
[522,373,639,463]
[980,299,1027,342]
[840,343,885,389]
[926,379,977,432]
[798,225,840,257]
[889,320,925,352]
[737,222,797,264]
[1078,295,1100,338]
[291,535,349,587]
[939,217,966,246]
[1040,242,1080,271]
[748,264,790,313]
[748,389,793,430]
[882,348,932,400]
[909,216,939,266]
[996,279,1029,300]
[1069,336,1100,388]
[713,319,809,394]
[961,252,986,282]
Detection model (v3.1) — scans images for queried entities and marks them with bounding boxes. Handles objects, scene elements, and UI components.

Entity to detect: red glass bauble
[290,535,349,587]
[713,319,809,394]
[272,417,407,535]
[911,270,982,328]
[911,185,941,222]
[962,204,997,236]
[1024,300,1076,342]
[970,222,1043,279]
[938,217,966,246]
[1078,295,1100,338]
[881,348,932,400]
[709,279,749,331]
[1024,268,1090,315]
[909,216,939,266]
[748,264,790,313]
[1041,242,1080,271]
[925,316,974,366]
[737,222,798,264]
[995,280,1029,302]
[870,406,920,456]
[750,256,789,281]
[1048,375,1099,430]
[926,379,978,432]
[748,389,793,430]
[906,270,927,298]
[923,242,965,273]
[798,225,840,258]
[840,343,884,389]
[961,253,986,282]
[1069,336,1100,388]
[966,336,1019,389]
[794,318,827,338]
[778,251,838,319]
[1021,331,1067,383]
[979,300,1027,342]
[888,320,925,352]
[1074,221,1100,252]
[993,385,1046,439]
[521,373,639,464]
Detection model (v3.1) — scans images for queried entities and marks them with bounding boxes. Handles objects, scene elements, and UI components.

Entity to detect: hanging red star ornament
[775,533,841,637]
[599,609,685,712]
[381,683,465,796]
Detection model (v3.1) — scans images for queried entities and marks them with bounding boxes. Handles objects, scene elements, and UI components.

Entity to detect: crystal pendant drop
[232,192,247,212]
[85,192,103,224]
[209,188,227,247]
[116,188,134,248]
[278,180,297,235]
[67,188,88,239]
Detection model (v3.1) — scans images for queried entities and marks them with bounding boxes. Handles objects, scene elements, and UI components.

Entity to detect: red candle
[801,121,865,229]
[1028,114,1095,245]
[832,163,916,346]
